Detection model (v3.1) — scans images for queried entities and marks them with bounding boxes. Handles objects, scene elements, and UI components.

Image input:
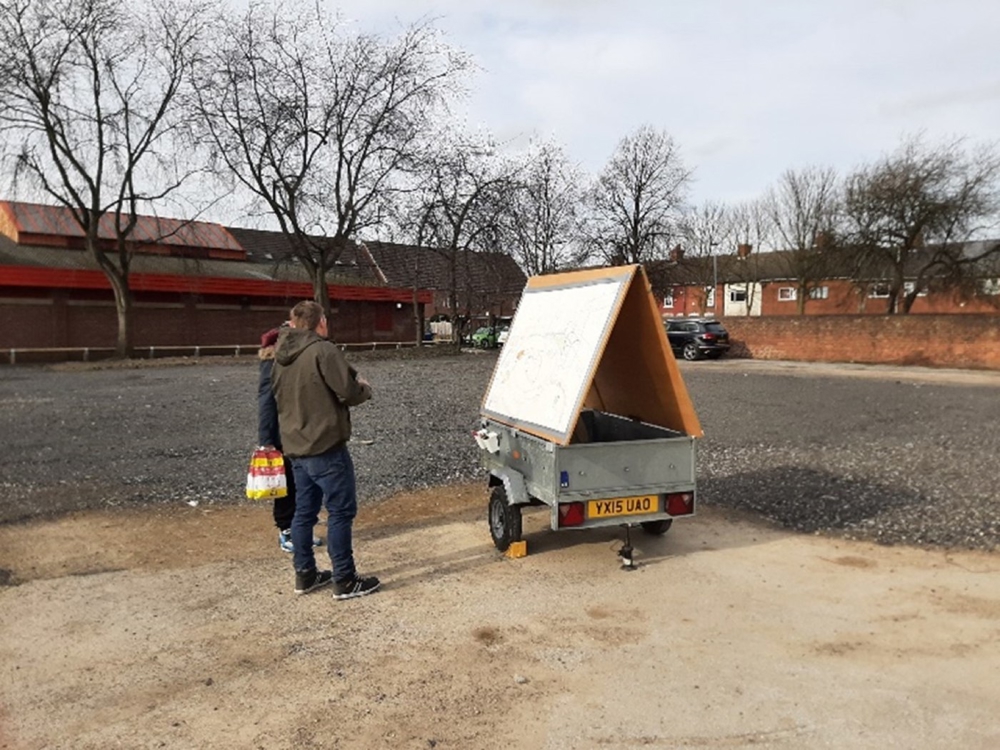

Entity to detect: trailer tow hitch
[618,525,638,571]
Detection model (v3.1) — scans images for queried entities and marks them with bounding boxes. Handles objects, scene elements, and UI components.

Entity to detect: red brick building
[361,242,527,319]
[0,201,431,353]
[361,240,526,330]
[649,245,1000,319]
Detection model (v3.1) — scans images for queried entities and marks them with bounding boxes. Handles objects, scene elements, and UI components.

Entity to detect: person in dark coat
[258,325,320,553]
[272,301,379,599]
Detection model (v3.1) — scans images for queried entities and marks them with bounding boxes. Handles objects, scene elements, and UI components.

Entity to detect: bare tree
[677,201,731,314]
[194,6,471,316]
[501,140,585,275]
[727,199,773,315]
[765,166,841,314]
[193,5,332,305]
[408,133,516,346]
[844,135,1000,313]
[0,0,206,357]
[584,125,692,266]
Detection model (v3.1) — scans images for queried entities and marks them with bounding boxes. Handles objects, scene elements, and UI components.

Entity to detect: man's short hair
[290,301,324,331]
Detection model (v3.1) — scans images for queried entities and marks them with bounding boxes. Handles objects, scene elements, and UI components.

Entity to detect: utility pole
[710,241,719,314]
[713,254,718,303]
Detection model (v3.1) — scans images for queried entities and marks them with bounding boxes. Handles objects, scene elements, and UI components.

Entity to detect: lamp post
[713,254,718,303]
[710,241,719,313]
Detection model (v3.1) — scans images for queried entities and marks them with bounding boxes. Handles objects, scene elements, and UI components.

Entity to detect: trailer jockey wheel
[640,519,673,535]
[488,485,522,552]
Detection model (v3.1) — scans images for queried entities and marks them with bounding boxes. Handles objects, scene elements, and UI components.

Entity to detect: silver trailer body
[478,409,697,537]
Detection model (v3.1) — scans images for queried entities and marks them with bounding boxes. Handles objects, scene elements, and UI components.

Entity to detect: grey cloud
[882,81,1000,117]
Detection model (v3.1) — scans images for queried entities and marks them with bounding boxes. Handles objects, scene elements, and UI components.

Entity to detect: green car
[469,326,500,348]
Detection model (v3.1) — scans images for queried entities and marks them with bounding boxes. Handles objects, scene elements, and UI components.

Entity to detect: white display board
[481,276,629,442]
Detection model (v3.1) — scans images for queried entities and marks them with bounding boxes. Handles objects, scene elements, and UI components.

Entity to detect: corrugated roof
[0,233,373,287]
[2,201,242,252]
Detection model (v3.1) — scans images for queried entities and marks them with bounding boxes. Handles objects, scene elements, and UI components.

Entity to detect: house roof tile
[362,241,527,294]
[225,227,382,285]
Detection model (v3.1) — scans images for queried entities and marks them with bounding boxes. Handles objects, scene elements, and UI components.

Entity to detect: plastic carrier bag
[245,447,288,500]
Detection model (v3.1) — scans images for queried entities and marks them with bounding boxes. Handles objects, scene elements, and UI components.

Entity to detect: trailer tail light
[666,492,694,516]
[558,502,585,527]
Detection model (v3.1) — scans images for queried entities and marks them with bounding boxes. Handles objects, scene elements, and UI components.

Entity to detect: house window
[705,287,715,307]
[778,287,797,301]
[983,278,1000,296]
[729,288,747,303]
[903,281,928,297]
[869,283,891,298]
[809,286,829,300]
[663,291,674,308]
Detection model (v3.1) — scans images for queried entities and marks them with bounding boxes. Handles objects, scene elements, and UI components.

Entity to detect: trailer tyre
[640,519,673,535]
[488,485,522,551]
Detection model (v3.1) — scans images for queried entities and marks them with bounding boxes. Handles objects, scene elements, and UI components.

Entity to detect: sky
[329,0,1000,207]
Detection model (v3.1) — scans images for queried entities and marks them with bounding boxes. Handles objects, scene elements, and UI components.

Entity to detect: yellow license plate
[588,495,658,519]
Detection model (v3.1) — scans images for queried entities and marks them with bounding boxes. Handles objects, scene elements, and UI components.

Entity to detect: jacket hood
[274,328,323,365]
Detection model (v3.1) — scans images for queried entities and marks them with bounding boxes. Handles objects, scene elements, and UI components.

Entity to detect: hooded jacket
[271,328,372,458]
[258,344,281,449]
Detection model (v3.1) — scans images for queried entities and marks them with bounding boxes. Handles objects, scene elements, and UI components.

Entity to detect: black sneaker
[333,575,381,600]
[295,569,333,595]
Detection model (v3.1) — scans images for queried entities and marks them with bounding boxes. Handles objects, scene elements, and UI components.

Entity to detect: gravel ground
[1,350,998,550]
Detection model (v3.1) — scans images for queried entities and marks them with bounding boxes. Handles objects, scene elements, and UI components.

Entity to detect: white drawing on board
[483,278,627,438]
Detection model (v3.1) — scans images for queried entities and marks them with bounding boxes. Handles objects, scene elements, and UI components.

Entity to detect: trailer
[474,264,703,567]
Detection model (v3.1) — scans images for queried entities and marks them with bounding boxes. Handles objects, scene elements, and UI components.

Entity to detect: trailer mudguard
[488,468,529,506]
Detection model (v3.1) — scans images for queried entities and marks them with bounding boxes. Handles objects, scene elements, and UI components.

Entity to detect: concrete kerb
[690,357,1000,387]
[3,342,422,365]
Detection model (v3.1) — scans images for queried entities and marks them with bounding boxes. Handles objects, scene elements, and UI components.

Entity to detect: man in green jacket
[272,300,380,599]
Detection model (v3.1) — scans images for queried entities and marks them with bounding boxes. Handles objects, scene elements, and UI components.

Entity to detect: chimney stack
[669,244,685,262]
[737,243,752,259]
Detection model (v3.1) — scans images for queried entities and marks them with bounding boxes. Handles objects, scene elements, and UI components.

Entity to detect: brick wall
[0,291,418,351]
[660,280,1000,317]
[721,315,1000,370]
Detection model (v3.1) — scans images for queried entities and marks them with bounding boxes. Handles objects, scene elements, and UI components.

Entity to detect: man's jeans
[290,445,357,582]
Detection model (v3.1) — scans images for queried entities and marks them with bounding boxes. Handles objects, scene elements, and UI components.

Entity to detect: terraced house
[649,243,1000,318]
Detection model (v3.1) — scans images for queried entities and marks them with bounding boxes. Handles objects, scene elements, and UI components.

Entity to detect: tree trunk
[900,290,918,314]
[312,271,332,319]
[796,285,806,315]
[88,232,134,359]
[107,273,134,359]
[886,288,900,315]
[412,285,422,346]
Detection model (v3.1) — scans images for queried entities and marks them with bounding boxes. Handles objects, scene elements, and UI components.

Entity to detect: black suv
[665,318,730,360]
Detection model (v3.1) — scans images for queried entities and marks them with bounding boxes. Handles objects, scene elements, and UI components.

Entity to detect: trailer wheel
[641,519,673,535]
[488,485,522,551]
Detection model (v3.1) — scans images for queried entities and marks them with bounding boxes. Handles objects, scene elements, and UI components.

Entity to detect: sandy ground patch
[2,486,1000,750]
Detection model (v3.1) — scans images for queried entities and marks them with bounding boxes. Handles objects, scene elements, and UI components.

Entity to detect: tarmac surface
[1,351,998,549]
[2,352,1000,749]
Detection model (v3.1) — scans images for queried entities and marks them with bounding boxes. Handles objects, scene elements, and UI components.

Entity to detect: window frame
[868,283,891,299]
[777,287,797,302]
